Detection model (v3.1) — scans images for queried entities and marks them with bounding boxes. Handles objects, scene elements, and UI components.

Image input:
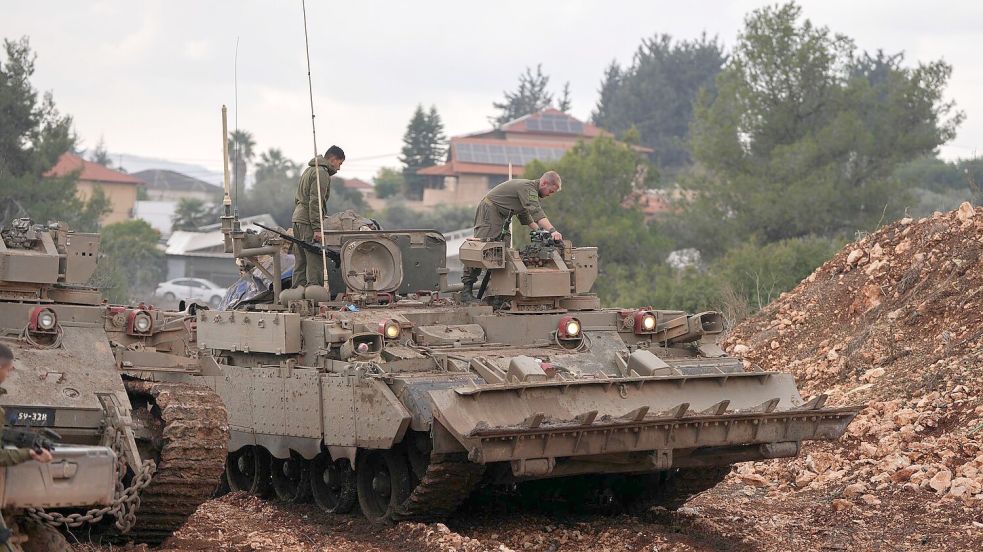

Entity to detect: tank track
[395,454,486,520]
[121,380,229,544]
[628,466,732,512]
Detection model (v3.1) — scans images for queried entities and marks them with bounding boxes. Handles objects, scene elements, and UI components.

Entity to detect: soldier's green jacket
[0,388,32,466]
[291,156,333,225]
[482,179,547,227]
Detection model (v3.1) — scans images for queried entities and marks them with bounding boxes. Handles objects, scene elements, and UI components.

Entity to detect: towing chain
[26,427,156,533]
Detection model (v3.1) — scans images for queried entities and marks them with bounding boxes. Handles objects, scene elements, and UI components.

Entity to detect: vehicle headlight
[37,309,57,330]
[558,316,582,339]
[128,310,153,335]
[379,319,401,339]
[633,310,658,334]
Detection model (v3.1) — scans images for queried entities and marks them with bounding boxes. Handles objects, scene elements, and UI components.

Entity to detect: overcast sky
[3,1,982,182]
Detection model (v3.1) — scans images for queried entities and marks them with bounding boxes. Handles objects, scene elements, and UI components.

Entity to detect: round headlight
[641,314,656,331]
[37,309,57,330]
[557,316,582,339]
[134,312,152,333]
[379,320,401,339]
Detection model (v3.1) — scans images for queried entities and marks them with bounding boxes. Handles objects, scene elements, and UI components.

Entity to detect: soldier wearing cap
[0,343,53,466]
[460,171,563,303]
[291,145,345,289]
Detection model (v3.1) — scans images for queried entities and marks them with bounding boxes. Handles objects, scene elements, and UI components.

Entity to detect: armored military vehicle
[145,209,861,523]
[0,218,229,544]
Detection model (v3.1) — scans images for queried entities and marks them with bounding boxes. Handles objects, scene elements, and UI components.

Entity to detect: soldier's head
[324,145,346,174]
[0,343,13,383]
[538,171,562,198]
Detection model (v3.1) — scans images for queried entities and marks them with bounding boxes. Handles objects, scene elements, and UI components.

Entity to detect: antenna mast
[301,0,330,286]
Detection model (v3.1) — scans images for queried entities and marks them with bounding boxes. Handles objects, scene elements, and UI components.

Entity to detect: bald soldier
[460,171,563,303]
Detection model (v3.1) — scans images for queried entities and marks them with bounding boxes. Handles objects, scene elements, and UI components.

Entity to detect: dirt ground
[73,204,983,551]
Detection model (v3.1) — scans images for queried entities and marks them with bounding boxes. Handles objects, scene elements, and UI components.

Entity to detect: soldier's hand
[550,230,563,242]
[313,231,322,243]
[30,449,53,463]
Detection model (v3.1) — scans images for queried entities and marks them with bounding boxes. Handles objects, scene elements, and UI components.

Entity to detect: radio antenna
[232,36,240,218]
[301,0,329,286]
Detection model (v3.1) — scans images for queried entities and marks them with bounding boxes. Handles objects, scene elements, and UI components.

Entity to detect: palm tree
[227,129,256,193]
[255,148,298,184]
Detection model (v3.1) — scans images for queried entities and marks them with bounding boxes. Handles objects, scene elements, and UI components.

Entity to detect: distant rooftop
[45,152,144,185]
[133,169,223,194]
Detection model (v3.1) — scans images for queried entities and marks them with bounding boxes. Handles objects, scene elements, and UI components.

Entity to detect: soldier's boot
[460,267,481,304]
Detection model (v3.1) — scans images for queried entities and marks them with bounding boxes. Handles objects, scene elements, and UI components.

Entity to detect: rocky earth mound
[723,203,983,538]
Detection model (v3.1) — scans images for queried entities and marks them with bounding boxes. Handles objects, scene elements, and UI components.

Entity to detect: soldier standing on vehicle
[291,145,345,289]
[0,343,53,466]
[460,171,563,303]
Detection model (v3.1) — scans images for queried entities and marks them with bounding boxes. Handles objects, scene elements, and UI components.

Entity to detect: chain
[26,427,157,533]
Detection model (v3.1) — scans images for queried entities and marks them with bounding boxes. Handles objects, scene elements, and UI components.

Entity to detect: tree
[522,137,671,305]
[591,34,725,172]
[557,82,572,113]
[400,105,447,200]
[95,219,166,301]
[88,136,112,168]
[171,198,213,231]
[373,166,405,199]
[236,148,299,226]
[0,36,85,226]
[227,129,255,195]
[74,186,111,232]
[490,65,556,126]
[677,2,961,258]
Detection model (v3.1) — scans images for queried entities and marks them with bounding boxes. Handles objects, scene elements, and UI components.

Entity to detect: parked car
[155,278,226,308]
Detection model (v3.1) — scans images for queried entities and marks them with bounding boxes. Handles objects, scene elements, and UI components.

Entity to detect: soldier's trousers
[291,223,324,288]
[461,201,513,290]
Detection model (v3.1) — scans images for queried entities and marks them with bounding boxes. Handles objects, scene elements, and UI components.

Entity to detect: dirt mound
[723,203,983,518]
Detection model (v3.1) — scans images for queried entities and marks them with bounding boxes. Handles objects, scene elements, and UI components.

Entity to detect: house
[164,214,278,285]
[45,153,143,225]
[415,109,610,207]
[342,178,374,197]
[132,169,223,203]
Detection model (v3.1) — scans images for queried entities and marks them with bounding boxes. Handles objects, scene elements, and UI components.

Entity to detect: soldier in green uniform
[0,343,53,466]
[460,171,564,303]
[291,145,345,289]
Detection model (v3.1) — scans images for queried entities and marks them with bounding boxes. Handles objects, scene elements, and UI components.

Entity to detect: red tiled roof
[343,178,373,190]
[452,136,576,150]
[45,153,143,185]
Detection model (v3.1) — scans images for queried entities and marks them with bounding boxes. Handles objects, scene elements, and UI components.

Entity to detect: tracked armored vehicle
[0,218,229,544]
[149,211,862,523]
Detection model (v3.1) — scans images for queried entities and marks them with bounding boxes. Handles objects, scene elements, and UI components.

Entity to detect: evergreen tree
[557,82,572,113]
[0,36,78,225]
[490,65,555,126]
[89,136,112,167]
[400,104,447,200]
[591,34,725,172]
[676,2,961,259]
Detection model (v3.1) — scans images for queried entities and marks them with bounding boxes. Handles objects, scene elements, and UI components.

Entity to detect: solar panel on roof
[455,142,568,165]
[526,113,585,135]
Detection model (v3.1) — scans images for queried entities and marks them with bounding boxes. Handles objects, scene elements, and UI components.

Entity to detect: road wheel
[226,446,273,498]
[356,450,412,524]
[310,452,357,514]
[271,451,312,503]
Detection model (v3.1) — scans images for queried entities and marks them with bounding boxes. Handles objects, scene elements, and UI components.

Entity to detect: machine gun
[1,426,60,453]
[253,223,341,267]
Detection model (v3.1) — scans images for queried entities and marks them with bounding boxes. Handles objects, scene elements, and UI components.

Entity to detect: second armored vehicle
[138,215,861,522]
